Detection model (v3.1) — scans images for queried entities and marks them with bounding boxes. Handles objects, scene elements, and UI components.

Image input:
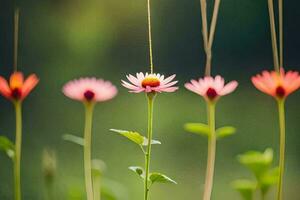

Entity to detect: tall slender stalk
[14,9,20,72]
[267,0,280,72]
[14,101,22,200]
[200,0,208,53]
[147,0,154,73]
[93,174,101,200]
[200,0,222,76]
[276,100,286,200]
[144,94,155,200]
[83,103,95,200]
[279,0,283,68]
[203,103,216,200]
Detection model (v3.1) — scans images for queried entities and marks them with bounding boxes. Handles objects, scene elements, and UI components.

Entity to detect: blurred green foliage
[232,149,279,200]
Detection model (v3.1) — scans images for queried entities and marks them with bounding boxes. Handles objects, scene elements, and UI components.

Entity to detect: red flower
[251,69,300,99]
[0,72,39,101]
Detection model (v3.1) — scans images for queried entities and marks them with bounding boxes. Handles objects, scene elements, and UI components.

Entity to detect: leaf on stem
[62,134,84,146]
[0,136,15,159]
[110,129,144,145]
[237,148,273,179]
[216,126,236,139]
[142,138,161,146]
[92,159,107,177]
[184,123,210,137]
[149,173,177,185]
[260,167,279,195]
[128,166,145,179]
[231,179,257,200]
[110,129,161,146]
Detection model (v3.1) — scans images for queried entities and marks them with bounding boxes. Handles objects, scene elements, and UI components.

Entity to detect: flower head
[251,68,300,99]
[0,71,39,101]
[185,75,238,102]
[122,72,178,93]
[63,77,118,103]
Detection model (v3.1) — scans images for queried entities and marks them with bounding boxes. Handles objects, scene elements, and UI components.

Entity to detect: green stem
[276,100,286,200]
[14,101,22,200]
[144,94,155,200]
[279,0,283,68]
[45,182,55,200]
[267,0,280,72]
[84,103,95,200]
[261,190,265,200]
[147,0,154,73]
[14,8,19,72]
[203,102,216,200]
[93,174,101,200]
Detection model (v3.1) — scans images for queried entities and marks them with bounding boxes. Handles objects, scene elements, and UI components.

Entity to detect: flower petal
[10,72,24,89]
[219,81,238,95]
[22,74,39,99]
[0,76,11,99]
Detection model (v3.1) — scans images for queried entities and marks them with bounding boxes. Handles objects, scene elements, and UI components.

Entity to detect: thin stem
[276,100,286,200]
[144,94,155,200]
[207,0,221,50]
[199,0,211,76]
[200,0,209,52]
[267,0,280,72]
[201,0,221,76]
[45,182,55,200]
[93,174,101,200]
[261,191,265,200]
[203,102,216,200]
[84,103,95,200]
[147,0,154,73]
[279,0,283,68]
[14,8,20,71]
[14,101,22,200]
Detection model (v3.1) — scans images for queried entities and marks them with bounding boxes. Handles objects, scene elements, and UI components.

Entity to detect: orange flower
[0,72,39,101]
[251,68,300,99]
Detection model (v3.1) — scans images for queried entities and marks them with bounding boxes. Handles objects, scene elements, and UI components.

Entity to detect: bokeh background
[0,0,300,199]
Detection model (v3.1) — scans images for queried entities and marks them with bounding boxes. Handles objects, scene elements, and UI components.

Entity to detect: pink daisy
[185,75,238,102]
[121,72,178,93]
[63,77,118,102]
[252,68,300,99]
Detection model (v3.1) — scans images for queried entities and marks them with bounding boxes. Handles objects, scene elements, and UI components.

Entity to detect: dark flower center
[206,87,218,100]
[142,77,160,88]
[11,88,22,100]
[84,90,95,101]
[276,86,285,98]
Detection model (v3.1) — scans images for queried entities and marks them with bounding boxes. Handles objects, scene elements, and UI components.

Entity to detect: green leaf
[0,136,15,159]
[62,134,84,146]
[92,159,107,177]
[216,126,236,139]
[128,166,145,179]
[142,138,161,146]
[149,173,177,185]
[110,129,144,145]
[238,148,273,179]
[231,179,257,200]
[184,123,210,137]
[260,167,279,195]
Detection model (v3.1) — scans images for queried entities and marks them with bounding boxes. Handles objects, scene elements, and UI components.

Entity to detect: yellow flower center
[142,77,160,88]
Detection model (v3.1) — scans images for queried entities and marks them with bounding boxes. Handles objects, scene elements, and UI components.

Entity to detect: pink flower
[185,75,238,102]
[63,77,117,102]
[0,71,39,101]
[121,72,178,93]
[252,68,300,99]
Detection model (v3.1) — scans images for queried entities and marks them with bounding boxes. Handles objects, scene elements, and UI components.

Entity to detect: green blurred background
[0,0,300,199]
